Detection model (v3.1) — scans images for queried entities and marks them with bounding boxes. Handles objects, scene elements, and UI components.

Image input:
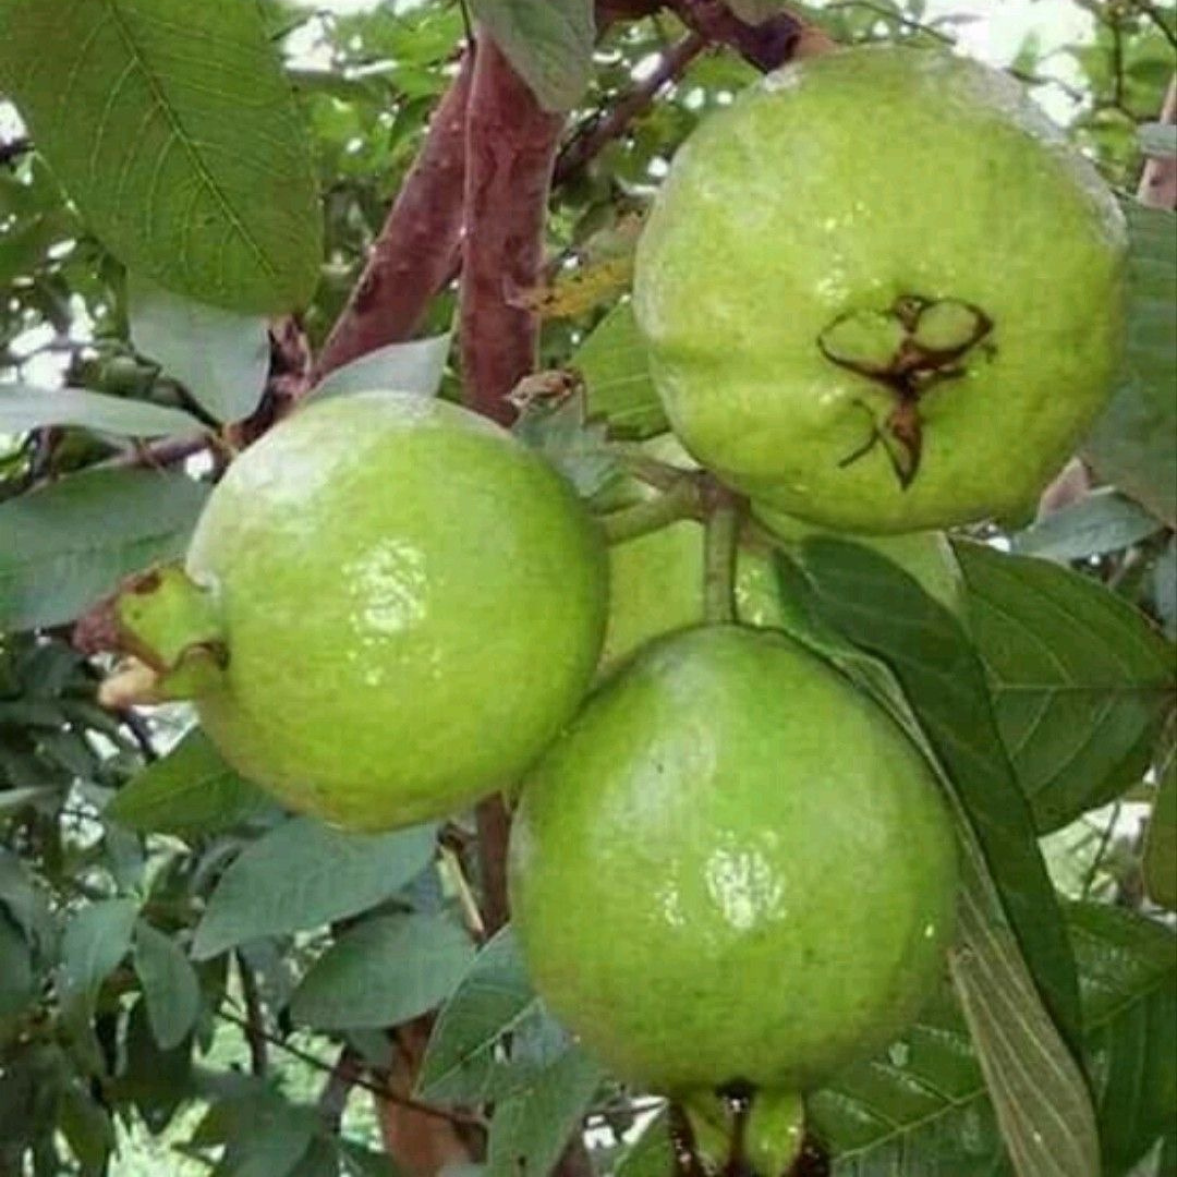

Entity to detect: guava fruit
[509,625,958,1099]
[143,392,607,831]
[633,46,1127,533]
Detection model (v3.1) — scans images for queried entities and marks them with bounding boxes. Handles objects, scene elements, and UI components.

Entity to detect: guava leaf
[290,912,473,1030]
[0,914,36,1021]
[0,0,322,313]
[191,818,437,959]
[128,276,270,424]
[951,861,1100,1177]
[575,301,668,439]
[798,538,1083,1048]
[1084,204,1177,527]
[0,468,209,632]
[417,925,537,1101]
[310,334,450,401]
[811,902,1175,1177]
[107,729,273,838]
[471,0,595,112]
[612,1113,675,1177]
[57,898,138,1023]
[1012,489,1162,562]
[486,1041,603,1177]
[1144,754,1177,911]
[0,384,202,438]
[957,542,1174,833]
[132,922,201,1051]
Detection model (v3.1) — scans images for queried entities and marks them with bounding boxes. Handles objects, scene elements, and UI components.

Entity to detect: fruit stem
[703,485,741,624]
[601,477,701,545]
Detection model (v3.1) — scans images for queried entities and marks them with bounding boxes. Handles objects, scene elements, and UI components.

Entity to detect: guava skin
[509,625,958,1094]
[633,47,1127,533]
[186,392,608,831]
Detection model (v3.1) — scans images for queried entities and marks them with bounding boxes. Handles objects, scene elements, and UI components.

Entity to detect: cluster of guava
[128,45,1123,1172]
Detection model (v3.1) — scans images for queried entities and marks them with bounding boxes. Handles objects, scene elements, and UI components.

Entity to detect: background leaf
[191,817,437,959]
[107,728,273,838]
[132,921,200,1050]
[471,0,596,111]
[418,925,537,1101]
[0,384,201,438]
[0,468,209,631]
[128,276,270,424]
[311,334,450,400]
[290,913,473,1030]
[57,898,138,1020]
[486,1043,602,1177]
[575,301,667,439]
[0,0,322,312]
[1012,489,1161,562]
[1085,204,1177,526]
[958,542,1174,832]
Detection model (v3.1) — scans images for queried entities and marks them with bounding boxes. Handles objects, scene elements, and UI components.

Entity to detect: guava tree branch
[312,53,474,383]
[459,37,564,423]
[667,0,833,69]
[554,32,709,184]
[1139,76,1177,209]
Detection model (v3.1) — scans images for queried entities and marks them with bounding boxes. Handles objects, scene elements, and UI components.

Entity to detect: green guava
[633,46,1127,533]
[176,392,607,831]
[509,625,958,1097]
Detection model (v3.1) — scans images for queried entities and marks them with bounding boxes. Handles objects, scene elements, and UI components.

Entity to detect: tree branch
[459,36,565,423]
[667,0,833,70]
[312,52,474,384]
[554,32,709,184]
[1139,75,1177,209]
[475,794,513,936]
[236,952,269,1077]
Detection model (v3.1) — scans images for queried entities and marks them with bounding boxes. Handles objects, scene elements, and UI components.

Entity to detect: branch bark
[667,0,834,70]
[555,32,710,185]
[1139,76,1177,210]
[459,36,565,423]
[312,53,474,384]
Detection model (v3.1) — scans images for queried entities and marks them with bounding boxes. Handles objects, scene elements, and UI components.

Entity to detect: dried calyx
[819,294,994,489]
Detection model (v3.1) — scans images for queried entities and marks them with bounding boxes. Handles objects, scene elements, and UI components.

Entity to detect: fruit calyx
[74,563,228,706]
[818,294,994,490]
[674,1083,806,1177]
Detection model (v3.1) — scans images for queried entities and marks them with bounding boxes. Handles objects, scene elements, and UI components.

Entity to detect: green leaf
[1013,489,1162,562]
[0,912,36,1020]
[291,912,473,1030]
[1144,754,1176,911]
[576,301,667,439]
[0,384,202,438]
[471,0,595,111]
[957,542,1174,832]
[798,538,1083,1046]
[115,997,195,1132]
[133,921,200,1050]
[951,864,1100,1177]
[0,848,54,959]
[0,468,210,631]
[1085,205,1177,527]
[107,728,272,838]
[128,275,270,424]
[57,898,138,1019]
[311,335,450,401]
[58,1081,115,1177]
[613,1112,674,1177]
[0,0,322,313]
[191,817,437,959]
[418,925,537,1101]
[1071,904,1177,1175]
[486,1042,602,1177]
[814,904,1175,1176]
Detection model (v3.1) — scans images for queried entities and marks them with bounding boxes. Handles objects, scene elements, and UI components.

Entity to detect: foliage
[0,1,1174,1176]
